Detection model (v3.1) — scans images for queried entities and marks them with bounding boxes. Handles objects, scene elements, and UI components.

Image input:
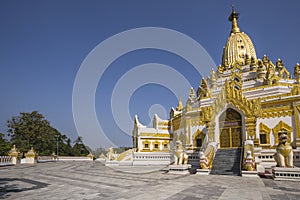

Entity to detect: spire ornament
[176,97,183,111]
[228,5,240,34]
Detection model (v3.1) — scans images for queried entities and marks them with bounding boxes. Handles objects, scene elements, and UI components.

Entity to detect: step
[210,148,242,176]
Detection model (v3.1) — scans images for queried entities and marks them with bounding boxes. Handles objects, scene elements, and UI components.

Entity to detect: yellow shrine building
[132,8,300,172]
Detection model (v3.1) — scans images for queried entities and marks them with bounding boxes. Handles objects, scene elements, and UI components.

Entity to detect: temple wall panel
[256,116,293,146]
[190,125,206,144]
[292,113,298,139]
[172,129,184,143]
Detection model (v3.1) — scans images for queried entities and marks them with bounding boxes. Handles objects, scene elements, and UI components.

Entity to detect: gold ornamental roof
[222,7,257,67]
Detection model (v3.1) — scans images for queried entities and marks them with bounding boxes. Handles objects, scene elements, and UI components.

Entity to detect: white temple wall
[190,125,206,140]
[172,128,184,143]
[189,125,207,147]
[138,138,143,150]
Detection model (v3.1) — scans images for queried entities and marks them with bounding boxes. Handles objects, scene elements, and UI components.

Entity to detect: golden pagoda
[132,7,300,172]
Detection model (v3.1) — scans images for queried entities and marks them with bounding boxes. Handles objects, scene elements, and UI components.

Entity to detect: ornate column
[245,117,256,140]
[207,121,216,142]
[8,145,19,165]
[185,118,191,145]
[25,147,36,164]
[294,104,300,148]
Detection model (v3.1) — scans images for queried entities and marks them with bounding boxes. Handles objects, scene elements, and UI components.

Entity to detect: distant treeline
[0,111,89,156]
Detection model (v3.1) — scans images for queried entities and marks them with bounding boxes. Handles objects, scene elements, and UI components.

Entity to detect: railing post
[8,145,19,165]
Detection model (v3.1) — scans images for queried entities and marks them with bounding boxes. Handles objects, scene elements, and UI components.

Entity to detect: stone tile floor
[0,162,300,199]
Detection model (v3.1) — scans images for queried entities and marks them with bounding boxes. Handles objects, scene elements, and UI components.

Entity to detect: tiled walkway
[1,162,299,199]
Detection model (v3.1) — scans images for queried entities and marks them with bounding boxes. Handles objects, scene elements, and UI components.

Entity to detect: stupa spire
[228,5,240,34]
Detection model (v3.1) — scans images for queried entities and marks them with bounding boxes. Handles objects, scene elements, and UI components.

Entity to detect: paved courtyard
[1,161,300,200]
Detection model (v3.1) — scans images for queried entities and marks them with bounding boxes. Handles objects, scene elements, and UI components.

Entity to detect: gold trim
[272,121,292,145]
[192,129,205,148]
[259,123,271,145]
[140,133,170,137]
[294,104,300,140]
[261,105,293,118]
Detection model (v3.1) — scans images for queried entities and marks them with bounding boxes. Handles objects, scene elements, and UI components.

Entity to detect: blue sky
[0,1,299,149]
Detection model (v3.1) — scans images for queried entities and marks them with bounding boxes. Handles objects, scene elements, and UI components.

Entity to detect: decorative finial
[228,5,240,34]
[176,97,183,111]
[189,87,195,97]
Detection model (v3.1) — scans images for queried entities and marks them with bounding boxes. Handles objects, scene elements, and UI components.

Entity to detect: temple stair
[210,148,242,176]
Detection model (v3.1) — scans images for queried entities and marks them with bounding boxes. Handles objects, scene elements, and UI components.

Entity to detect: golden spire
[228,5,240,34]
[176,97,183,111]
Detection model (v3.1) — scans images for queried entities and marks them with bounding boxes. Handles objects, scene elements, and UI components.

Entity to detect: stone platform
[1,162,300,199]
[104,160,119,166]
[196,169,210,175]
[241,170,259,177]
[272,167,300,181]
[168,164,190,174]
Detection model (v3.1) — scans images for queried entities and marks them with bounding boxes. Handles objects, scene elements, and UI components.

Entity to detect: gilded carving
[202,106,212,122]
[198,78,211,99]
[291,85,300,95]
[261,106,292,119]
[259,123,271,145]
[256,59,267,79]
[176,97,183,111]
[293,104,300,140]
[108,147,116,161]
[140,133,170,138]
[274,132,293,167]
[276,59,284,71]
[294,63,300,78]
[174,140,188,165]
[272,121,292,145]
[250,57,257,71]
[245,117,256,139]
[192,129,205,148]
[243,140,255,170]
[199,142,217,169]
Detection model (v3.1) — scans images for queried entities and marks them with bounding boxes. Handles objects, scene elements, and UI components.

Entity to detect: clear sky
[0,0,299,149]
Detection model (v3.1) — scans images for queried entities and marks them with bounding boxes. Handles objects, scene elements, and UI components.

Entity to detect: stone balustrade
[37,156,56,163]
[0,156,13,166]
[58,156,93,161]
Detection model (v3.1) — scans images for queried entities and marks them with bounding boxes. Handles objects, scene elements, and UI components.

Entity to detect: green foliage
[6,111,92,156]
[71,136,89,156]
[58,138,73,156]
[8,111,50,154]
[0,133,11,155]
[7,111,65,155]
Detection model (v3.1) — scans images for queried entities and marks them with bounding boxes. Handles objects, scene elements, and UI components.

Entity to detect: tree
[0,133,11,155]
[72,136,89,156]
[7,111,69,155]
[57,136,73,156]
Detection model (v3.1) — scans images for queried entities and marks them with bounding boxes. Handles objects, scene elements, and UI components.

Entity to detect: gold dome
[222,8,257,67]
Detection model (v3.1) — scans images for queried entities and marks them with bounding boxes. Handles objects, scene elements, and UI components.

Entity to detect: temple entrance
[219,108,242,148]
[196,137,202,148]
[192,129,205,150]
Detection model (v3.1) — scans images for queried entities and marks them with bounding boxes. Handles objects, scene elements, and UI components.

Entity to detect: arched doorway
[219,108,242,148]
[192,129,205,150]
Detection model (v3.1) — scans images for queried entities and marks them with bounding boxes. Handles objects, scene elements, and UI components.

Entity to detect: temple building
[132,8,300,173]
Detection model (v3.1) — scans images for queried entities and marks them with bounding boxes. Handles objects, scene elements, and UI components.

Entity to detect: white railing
[37,156,55,163]
[58,156,93,161]
[0,156,13,166]
[132,152,171,166]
